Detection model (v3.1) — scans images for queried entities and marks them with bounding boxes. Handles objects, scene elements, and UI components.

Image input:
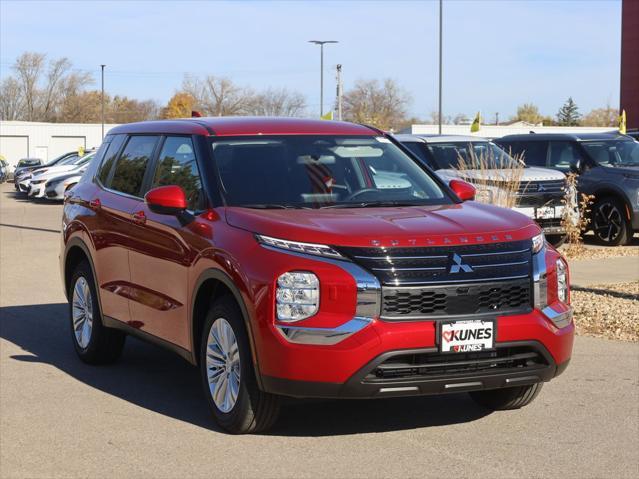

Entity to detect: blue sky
[0,0,622,120]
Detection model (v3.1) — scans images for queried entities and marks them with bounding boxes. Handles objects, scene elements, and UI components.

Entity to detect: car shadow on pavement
[0,303,491,436]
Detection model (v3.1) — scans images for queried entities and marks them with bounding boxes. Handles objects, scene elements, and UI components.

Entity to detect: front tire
[69,260,125,364]
[546,234,567,248]
[469,383,543,410]
[200,296,280,434]
[592,197,631,246]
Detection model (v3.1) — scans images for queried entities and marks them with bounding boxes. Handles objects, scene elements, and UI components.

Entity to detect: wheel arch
[63,238,98,301]
[190,268,264,388]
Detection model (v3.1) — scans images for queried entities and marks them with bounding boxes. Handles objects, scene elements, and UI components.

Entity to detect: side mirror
[569,158,581,173]
[145,185,187,215]
[449,179,476,202]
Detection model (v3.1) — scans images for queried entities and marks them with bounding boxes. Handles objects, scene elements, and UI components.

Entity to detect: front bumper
[263,340,570,399]
[260,305,574,398]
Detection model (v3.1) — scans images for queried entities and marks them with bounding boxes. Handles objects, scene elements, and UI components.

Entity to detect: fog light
[276,272,319,322]
[556,258,568,303]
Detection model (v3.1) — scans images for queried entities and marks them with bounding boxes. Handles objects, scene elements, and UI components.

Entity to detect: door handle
[89,198,101,210]
[132,210,146,225]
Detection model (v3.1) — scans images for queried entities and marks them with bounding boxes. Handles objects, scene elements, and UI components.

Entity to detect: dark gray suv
[496,133,639,246]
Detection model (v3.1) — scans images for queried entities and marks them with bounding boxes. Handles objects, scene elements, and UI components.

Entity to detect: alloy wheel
[593,201,623,243]
[72,276,93,349]
[206,317,241,413]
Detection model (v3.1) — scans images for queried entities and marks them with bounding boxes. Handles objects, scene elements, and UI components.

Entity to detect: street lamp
[308,40,338,117]
[100,64,106,140]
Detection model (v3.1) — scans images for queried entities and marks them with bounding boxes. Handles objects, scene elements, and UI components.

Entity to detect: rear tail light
[276,272,319,322]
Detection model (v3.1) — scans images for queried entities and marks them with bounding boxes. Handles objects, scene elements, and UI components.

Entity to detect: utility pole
[336,64,343,121]
[308,40,338,117]
[438,0,443,134]
[100,64,106,140]
[495,112,499,125]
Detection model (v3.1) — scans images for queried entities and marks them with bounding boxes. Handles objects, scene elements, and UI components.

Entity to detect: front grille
[517,179,565,195]
[337,240,532,286]
[382,279,531,319]
[365,346,548,382]
[337,240,534,319]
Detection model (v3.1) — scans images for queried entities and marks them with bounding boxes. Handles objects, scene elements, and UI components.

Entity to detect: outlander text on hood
[60,117,574,433]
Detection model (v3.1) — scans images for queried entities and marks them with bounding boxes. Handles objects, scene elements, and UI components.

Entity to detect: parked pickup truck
[396,135,573,247]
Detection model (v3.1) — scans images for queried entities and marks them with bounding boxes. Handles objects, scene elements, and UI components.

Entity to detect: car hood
[224,202,540,248]
[33,164,79,176]
[436,167,565,182]
[35,166,83,180]
[601,165,639,174]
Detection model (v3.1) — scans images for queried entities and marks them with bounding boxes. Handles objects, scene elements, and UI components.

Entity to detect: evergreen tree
[556,97,581,126]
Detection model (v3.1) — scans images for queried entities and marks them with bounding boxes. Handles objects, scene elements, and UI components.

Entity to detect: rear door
[90,134,159,324]
[127,135,207,348]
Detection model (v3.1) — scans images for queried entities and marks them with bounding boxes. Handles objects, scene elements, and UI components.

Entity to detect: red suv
[60,118,574,433]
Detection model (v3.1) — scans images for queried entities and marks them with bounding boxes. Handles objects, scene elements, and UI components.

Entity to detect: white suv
[396,134,573,246]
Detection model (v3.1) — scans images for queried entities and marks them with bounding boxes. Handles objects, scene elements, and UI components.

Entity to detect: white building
[0,121,119,168]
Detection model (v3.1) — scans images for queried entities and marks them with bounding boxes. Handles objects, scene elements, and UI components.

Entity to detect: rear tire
[469,383,543,410]
[200,296,280,434]
[68,260,126,364]
[592,197,631,246]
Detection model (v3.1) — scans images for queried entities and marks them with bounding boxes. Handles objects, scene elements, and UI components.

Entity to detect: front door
[127,136,207,349]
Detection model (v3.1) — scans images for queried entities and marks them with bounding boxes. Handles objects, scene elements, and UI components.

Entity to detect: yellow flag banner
[78,146,85,157]
[470,112,481,133]
[321,111,334,121]
[619,109,626,135]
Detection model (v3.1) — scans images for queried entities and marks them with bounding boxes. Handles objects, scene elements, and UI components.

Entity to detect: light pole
[308,40,338,117]
[100,64,106,140]
[438,0,443,135]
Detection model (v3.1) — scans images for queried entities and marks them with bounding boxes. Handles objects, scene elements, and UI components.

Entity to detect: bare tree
[343,79,410,130]
[0,77,24,120]
[249,87,306,117]
[13,52,45,121]
[582,105,618,127]
[8,52,92,121]
[183,75,255,116]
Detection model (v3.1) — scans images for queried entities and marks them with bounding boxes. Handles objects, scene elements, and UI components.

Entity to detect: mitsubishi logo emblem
[449,253,473,273]
[537,183,546,192]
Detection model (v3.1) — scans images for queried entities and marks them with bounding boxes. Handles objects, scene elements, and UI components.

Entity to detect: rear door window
[504,141,548,167]
[402,142,436,168]
[151,136,204,211]
[110,136,158,197]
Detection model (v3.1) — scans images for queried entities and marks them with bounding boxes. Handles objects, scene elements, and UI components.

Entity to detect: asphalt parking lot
[1,182,638,479]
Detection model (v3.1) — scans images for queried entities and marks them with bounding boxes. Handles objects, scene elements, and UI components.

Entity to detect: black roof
[497,132,630,142]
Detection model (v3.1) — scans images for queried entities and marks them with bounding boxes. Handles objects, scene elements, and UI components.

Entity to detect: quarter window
[110,136,158,196]
[97,134,126,186]
[152,137,204,210]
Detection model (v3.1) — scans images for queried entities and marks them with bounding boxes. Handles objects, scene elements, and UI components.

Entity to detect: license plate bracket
[438,318,496,353]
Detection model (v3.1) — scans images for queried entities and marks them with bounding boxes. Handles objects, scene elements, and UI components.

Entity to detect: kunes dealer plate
[440,319,495,353]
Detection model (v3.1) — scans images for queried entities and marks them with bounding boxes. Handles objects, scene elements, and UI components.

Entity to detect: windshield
[70,153,93,166]
[581,140,639,167]
[211,136,450,208]
[17,159,41,167]
[427,142,520,170]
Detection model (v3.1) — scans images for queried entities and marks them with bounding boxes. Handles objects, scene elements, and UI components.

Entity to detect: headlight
[556,258,568,303]
[474,189,493,203]
[276,272,319,322]
[532,232,545,254]
[257,234,344,259]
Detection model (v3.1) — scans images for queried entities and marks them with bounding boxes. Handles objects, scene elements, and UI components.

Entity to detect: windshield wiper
[321,201,424,209]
